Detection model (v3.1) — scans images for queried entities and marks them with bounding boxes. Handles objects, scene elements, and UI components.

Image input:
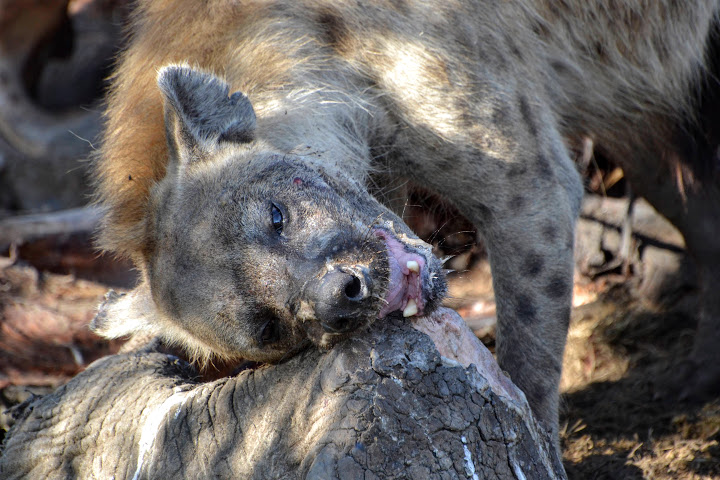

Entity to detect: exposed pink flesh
[374,229,426,318]
[411,307,524,405]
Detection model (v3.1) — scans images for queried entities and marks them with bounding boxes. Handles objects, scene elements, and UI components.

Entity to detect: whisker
[361,211,386,246]
[443,230,477,239]
[371,294,389,305]
[427,217,456,244]
[441,255,456,265]
[379,178,410,199]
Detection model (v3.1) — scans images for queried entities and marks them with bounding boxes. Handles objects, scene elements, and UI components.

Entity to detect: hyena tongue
[374,229,427,318]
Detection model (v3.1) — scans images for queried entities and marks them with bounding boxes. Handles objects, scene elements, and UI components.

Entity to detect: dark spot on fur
[522,253,544,277]
[516,353,561,405]
[545,275,570,299]
[427,58,452,86]
[506,163,528,178]
[542,223,557,241]
[509,195,524,210]
[536,152,550,168]
[218,129,254,144]
[458,112,476,128]
[456,95,473,115]
[518,95,538,138]
[515,294,537,323]
[472,148,488,166]
[492,105,509,125]
[550,60,569,75]
[438,157,455,170]
[594,41,607,60]
[128,174,133,181]
[536,153,552,179]
[505,34,523,59]
[531,21,551,39]
[317,10,349,53]
[165,284,183,319]
[389,0,410,14]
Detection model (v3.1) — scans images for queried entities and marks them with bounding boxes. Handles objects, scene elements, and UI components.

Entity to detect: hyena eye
[259,318,279,346]
[271,203,284,234]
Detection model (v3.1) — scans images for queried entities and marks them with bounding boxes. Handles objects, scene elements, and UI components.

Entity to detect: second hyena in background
[92,0,720,442]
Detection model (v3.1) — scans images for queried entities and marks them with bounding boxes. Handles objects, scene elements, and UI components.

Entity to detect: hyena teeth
[406,260,420,273]
[403,298,418,317]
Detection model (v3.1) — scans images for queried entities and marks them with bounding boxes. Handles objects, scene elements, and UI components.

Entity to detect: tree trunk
[0,314,566,479]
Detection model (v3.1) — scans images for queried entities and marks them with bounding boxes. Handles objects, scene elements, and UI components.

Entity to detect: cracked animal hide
[0,313,565,479]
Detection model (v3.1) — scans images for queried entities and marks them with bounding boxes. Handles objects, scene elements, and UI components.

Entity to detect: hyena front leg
[480,163,580,437]
[401,123,583,439]
[486,172,581,436]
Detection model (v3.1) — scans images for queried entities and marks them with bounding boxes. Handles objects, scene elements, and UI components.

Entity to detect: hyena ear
[157,65,256,164]
[90,288,159,340]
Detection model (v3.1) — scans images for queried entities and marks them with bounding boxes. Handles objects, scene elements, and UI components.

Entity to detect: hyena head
[93,65,446,363]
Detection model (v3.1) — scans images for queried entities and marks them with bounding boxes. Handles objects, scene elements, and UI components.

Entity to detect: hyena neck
[251,88,381,184]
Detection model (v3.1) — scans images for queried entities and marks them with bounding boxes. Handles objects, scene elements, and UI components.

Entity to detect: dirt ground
[449,262,720,480]
[1,207,720,479]
[560,285,720,480]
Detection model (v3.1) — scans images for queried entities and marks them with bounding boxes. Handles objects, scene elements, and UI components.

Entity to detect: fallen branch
[0,207,101,246]
[581,195,684,250]
[0,207,136,287]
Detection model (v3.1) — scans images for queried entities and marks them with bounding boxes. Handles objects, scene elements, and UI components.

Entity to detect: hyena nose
[308,267,372,333]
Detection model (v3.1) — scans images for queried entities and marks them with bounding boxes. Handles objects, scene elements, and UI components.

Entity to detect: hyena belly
[92,0,720,443]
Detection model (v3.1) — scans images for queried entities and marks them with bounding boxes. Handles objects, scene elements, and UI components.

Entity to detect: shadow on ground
[560,286,720,479]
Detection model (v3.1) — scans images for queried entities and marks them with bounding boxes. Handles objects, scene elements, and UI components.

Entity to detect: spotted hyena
[92,0,720,441]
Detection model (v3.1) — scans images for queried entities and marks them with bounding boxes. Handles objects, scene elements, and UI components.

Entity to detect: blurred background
[0,1,718,478]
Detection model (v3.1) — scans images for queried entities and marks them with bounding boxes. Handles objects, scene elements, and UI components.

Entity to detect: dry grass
[559,288,720,479]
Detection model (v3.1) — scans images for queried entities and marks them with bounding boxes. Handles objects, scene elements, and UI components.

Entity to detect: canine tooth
[403,298,418,317]
[406,260,420,273]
